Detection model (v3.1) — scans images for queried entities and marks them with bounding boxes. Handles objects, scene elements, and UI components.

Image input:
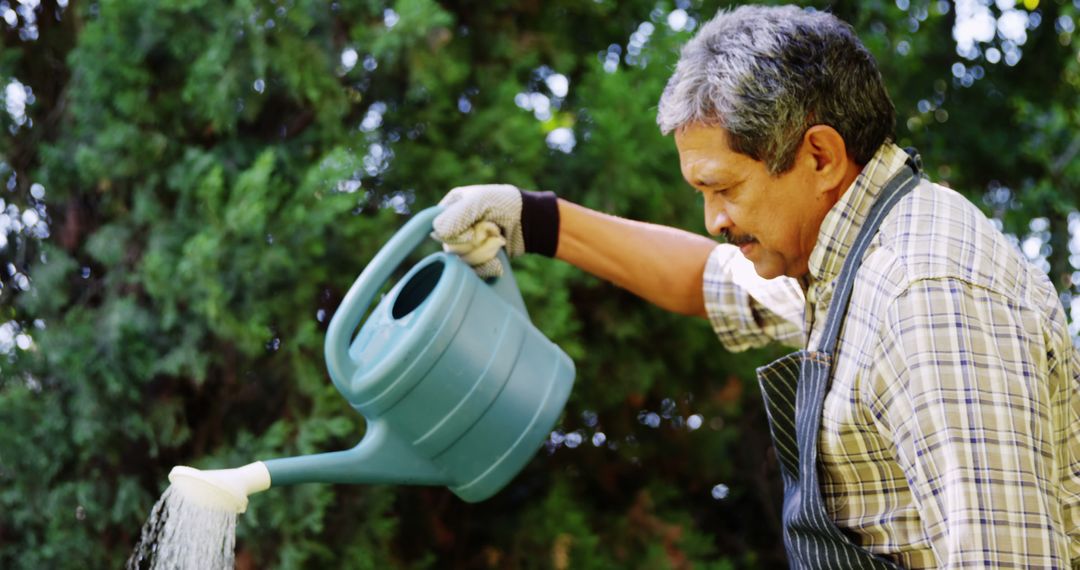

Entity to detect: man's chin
[747,256,787,280]
[752,267,785,280]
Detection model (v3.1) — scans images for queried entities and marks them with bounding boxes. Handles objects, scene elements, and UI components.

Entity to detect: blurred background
[1,0,1078,567]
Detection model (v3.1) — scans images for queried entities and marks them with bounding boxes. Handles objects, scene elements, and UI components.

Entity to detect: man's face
[675,123,837,280]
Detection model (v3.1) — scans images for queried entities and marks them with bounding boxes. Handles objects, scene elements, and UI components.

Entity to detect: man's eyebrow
[689,175,730,187]
[683,176,712,190]
[684,162,735,187]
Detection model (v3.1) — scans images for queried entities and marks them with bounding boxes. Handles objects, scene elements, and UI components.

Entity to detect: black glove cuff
[519,190,560,257]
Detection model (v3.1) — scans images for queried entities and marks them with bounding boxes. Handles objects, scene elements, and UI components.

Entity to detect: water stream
[126,485,238,570]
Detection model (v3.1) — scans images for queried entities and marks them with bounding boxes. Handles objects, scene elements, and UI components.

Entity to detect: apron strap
[816,154,921,356]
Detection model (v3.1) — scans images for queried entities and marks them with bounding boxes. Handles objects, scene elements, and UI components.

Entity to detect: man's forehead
[674,122,730,146]
[675,125,745,179]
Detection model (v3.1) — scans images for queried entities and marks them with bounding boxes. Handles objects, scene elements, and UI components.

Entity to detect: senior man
[432,5,1080,569]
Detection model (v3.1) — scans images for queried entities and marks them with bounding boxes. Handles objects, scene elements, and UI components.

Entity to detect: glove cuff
[519,190,559,257]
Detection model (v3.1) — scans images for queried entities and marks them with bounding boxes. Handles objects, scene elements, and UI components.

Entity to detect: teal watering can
[168,206,576,512]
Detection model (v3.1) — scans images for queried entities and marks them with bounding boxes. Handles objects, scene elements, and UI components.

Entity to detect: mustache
[719,229,757,247]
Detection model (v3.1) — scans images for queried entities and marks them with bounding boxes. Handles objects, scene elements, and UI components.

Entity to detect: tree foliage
[1,0,1078,568]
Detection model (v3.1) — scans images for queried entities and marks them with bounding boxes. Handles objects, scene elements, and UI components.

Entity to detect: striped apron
[755,153,921,569]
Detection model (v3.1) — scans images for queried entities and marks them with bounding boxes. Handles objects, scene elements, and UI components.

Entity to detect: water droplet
[383,8,399,28]
[544,73,569,98]
[80,266,90,279]
[265,233,274,245]
[565,431,583,448]
[545,127,575,153]
[316,309,326,323]
[591,432,606,446]
[265,337,281,352]
[667,8,688,31]
[687,414,703,430]
[253,79,265,93]
[340,47,359,71]
[711,484,730,500]
[603,52,619,74]
[660,398,676,418]
[581,410,598,427]
[457,95,472,114]
[337,180,361,194]
[75,505,86,520]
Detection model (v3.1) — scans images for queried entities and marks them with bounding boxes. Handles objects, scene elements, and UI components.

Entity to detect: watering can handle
[324,206,527,387]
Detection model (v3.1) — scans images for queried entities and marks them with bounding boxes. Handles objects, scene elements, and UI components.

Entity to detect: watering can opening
[391,259,445,320]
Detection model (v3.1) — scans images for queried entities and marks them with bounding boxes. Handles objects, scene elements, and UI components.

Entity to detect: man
[432,5,1080,569]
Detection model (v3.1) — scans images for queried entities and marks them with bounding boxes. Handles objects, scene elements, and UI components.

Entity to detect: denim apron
[756,153,921,569]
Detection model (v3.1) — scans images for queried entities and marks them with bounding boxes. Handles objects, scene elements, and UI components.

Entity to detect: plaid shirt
[703,143,1080,568]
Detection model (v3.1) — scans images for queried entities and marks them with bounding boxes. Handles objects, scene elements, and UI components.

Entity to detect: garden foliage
[1,0,1078,567]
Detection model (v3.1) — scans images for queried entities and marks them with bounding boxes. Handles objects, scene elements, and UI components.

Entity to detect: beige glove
[432,184,524,278]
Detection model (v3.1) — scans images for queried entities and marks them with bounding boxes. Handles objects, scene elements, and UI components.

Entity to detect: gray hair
[657,5,896,175]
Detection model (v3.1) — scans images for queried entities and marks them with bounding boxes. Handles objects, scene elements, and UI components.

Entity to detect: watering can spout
[260,419,447,489]
[168,420,445,514]
[168,462,271,514]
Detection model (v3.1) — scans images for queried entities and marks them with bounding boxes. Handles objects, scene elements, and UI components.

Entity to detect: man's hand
[432,184,524,278]
[433,184,561,278]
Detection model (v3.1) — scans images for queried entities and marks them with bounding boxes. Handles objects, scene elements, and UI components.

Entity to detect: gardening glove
[432,184,560,278]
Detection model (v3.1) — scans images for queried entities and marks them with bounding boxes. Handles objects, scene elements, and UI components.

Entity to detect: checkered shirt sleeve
[863,276,1080,568]
[702,244,805,352]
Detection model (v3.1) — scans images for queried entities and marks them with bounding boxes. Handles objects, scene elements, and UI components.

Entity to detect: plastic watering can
[169,206,576,512]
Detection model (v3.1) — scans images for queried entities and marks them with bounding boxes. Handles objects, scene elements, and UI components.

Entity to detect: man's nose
[704,200,733,236]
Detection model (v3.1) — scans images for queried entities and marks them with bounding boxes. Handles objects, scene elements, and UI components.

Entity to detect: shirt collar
[806,143,911,286]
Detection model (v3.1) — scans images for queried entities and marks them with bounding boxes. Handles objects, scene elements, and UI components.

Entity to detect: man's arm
[433,187,804,348]
[554,199,716,317]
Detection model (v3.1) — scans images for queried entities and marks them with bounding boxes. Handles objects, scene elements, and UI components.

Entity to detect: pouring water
[126,488,230,569]
[126,463,269,569]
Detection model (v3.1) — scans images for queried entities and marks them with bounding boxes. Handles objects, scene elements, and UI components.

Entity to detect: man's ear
[800,125,850,194]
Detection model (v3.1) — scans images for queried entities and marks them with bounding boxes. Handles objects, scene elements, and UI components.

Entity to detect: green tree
[1,0,1077,568]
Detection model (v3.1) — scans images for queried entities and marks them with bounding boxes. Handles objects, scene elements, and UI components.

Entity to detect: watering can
[169,206,575,512]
